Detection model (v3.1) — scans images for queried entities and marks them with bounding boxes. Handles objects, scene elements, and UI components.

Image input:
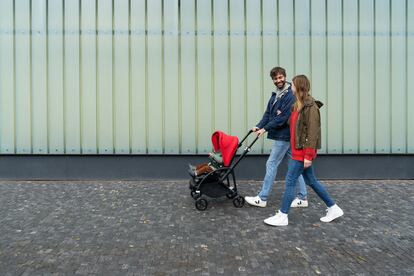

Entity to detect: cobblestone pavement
[0,179,413,275]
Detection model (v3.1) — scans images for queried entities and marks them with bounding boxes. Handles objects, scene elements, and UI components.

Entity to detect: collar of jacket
[272,82,291,98]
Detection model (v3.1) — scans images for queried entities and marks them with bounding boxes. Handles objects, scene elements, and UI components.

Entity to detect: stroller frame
[189,130,259,211]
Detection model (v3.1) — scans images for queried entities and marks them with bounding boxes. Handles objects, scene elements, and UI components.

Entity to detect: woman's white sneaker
[290,198,308,208]
[244,196,267,207]
[320,204,344,222]
[264,211,288,226]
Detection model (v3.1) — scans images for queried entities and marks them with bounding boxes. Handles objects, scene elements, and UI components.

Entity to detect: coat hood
[304,96,324,109]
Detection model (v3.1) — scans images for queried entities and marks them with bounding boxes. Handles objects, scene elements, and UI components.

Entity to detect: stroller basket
[188,130,259,211]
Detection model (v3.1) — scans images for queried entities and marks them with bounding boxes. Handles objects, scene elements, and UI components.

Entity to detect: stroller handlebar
[238,129,259,148]
[219,130,260,183]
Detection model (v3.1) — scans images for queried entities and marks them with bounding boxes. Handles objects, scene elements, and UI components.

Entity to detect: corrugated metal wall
[0,0,413,155]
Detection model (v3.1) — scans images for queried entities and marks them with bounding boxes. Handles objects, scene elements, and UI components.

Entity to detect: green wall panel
[408,0,414,153]
[246,0,262,154]
[163,0,180,154]
[31,0,48,154]
[130,0,146,154]
[261,0,278,154]
[64,0,81,154]
[310,0,327,154]
[0,0,413,155]
[180,0,196,154]
[113,0,130,154]
[343,0,358,154]
[359,0,375,154]
[229,0,247,154]
[391,0,407,153]
[294,0,310,75]
[196,0,213,154]
[15,0,31,154]
[212,0,229,135]
[374,0,391,154]
[278,0,294,75]
[147,0,163,154]
[80,0,97,154]
[0,0,15,154]
[48,0,64,154]
[326,0,343,154]
[97,0,114,154]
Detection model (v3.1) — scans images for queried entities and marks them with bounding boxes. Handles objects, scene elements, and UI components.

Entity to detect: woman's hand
[251,127,259,132]
[304,158,312,169]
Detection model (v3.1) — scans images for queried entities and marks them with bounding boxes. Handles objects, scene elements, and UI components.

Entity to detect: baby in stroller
[188,151,223,177]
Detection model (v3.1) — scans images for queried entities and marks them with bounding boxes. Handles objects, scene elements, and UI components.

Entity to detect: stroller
[188,130,259,211]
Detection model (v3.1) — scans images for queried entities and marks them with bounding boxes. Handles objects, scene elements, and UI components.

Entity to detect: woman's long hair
[292,75,310,111]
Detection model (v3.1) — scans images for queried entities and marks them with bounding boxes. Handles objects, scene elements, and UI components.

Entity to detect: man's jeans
[258,140,307,201]
[280,159,335,214]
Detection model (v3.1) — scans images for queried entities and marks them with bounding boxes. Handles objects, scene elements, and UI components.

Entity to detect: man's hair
[269,67,286,78]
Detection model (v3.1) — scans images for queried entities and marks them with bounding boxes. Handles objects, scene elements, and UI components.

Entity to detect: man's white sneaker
[290,198,309,208]
[244,196,267,208]
[264,211,288,226]
[320,204,344,222]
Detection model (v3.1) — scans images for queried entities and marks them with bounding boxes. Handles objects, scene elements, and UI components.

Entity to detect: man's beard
[276,81,285,89]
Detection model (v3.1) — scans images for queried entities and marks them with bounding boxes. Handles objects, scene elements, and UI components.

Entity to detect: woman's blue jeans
[280,159,335,214]
[258,140,307,201]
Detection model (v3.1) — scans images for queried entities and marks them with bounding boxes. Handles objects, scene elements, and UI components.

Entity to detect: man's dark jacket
[256,85,295,141]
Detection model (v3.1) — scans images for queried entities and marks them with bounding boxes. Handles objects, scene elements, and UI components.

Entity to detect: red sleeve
[304,148,317,161]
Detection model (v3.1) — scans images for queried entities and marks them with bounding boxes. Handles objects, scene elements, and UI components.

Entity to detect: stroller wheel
[195,198,208,211]
[191,190,201,200]
[232,196,245,208]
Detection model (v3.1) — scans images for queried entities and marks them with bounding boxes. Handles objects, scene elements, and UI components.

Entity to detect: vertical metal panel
[229,0,247,153]
[342,0,359,154]
[294,0,310,75]
[326,0,343,154]
[261,0,278,154]
[130,0,146,154]
[80,0,97,154]
[374,0,391,153]
[0,0,15,154]
[147,0,163,154]
[48,0,64,154]
[31,0,48,154]
[97,0,114,154]
[163,0,180,154]
[278,0,294,74]
[276,0,296,154]
[0,0,413,156]
[15,0,32,154]
[359,0,375,153]
[180,0,196,154]
[310,0,327,153]
[212,0,229,133]
[246,0,262,154]
[408,0,414,153]
[391,0,407,153]
[113,0,130,154]
[64,0,81,154]
[196,0,213,153]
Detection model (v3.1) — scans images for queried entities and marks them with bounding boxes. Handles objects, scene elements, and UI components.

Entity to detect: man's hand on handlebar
[256,128,266,137]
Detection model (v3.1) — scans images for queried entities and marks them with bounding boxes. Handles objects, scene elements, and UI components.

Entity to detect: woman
[264,75,343,226]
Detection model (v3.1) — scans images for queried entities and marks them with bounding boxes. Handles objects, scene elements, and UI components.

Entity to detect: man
[245,67,308,208]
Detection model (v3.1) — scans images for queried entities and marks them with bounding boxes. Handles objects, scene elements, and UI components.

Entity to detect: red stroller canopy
[211,131,239,166]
